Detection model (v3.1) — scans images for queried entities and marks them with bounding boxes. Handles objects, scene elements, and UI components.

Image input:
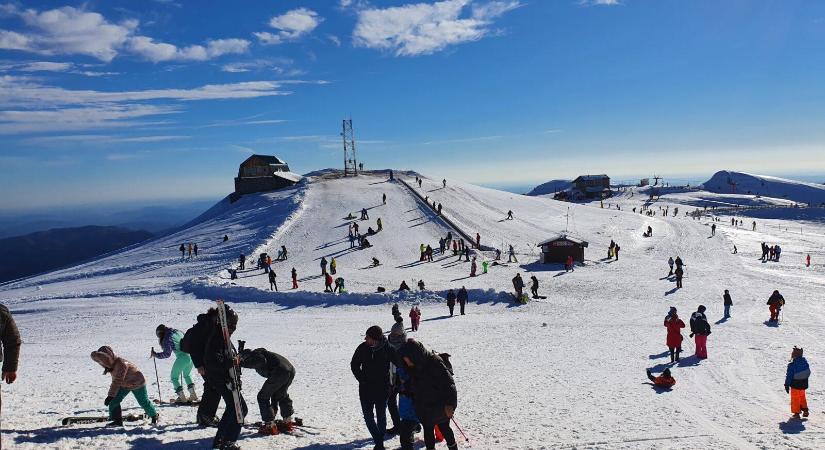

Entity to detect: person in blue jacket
[785,346,811,418]
[396,365,420,450]
[151,324,198,403]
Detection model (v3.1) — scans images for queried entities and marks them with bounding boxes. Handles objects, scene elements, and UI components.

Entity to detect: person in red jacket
[646,368,676,388]
[664,307,685,363]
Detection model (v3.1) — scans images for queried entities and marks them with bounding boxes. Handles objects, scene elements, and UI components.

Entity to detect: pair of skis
[216,299,245,425]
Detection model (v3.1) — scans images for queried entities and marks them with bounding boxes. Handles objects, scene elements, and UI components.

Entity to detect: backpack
[179,322,202,354]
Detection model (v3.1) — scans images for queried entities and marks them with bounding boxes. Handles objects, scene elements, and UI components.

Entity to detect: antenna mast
[342,118,358,176]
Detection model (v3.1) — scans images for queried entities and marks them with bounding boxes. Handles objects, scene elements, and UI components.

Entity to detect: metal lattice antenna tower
[342,118,358,176]
[653,175,662,186]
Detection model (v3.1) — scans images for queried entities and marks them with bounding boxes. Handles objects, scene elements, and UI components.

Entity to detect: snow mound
[702,170,825,205]
[526,179,572,196]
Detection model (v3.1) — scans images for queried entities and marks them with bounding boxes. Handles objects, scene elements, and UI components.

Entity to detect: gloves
[689,333,694,338]
[785,385,790,394]
[104,396,114,406]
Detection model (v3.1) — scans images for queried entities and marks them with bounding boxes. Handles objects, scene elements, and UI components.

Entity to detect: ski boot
[258,421,280,435]
[187,383,199,403]
[197,414,220,428]
[276,418,295,433]
[803,408,810,417]
[150,413,160,425]
[175,387,188,403]
[107,406,124,427]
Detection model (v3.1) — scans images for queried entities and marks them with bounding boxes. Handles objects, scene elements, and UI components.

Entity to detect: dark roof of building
[242,154,286,166]
[573,174,609,182]
[537,234,589,247]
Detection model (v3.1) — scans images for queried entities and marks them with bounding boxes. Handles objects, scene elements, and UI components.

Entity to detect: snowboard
[62,413,145,426]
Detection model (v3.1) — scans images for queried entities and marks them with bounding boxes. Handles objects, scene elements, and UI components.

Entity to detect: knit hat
[698,305,706,313]
[366,325,383,340]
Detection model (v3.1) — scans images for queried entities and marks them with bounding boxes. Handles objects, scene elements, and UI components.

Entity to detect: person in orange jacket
[646,368,676,388]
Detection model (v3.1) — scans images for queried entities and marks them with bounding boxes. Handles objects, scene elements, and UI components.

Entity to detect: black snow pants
[257,370,295,422]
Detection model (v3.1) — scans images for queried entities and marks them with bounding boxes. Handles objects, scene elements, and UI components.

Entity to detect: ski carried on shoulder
[216,298,245,425]
[62,413,144,426]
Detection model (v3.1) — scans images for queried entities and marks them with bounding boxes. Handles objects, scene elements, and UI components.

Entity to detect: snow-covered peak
[702,170,825,205]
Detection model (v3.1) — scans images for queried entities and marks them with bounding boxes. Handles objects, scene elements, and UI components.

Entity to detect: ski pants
[791,388,808,414]
[109,386,157,420]
[423,419,456,449]
[387,391,400,428]
[695,334,708,359]
[448,303,455,316]
[724,304,731,318]
[198,376,222,421]
[170,352,195,392]
[359,391,388,445]
[770,305,780,321]
[459,301,466,315]
[257,370,295,423]
[214,380,248,445]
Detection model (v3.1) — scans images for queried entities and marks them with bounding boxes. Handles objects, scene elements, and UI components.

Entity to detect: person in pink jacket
[91,346,158,426]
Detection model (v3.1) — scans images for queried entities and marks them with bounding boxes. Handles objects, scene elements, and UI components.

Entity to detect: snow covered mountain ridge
[702,170,825,205]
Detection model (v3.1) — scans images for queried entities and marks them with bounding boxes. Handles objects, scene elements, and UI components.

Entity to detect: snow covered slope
[525,179,571,196]
[2,171,825,449]
[703,170,825,205]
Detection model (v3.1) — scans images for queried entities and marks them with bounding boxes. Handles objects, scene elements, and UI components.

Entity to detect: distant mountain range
[702,171,825,205]
[0,226,153,283]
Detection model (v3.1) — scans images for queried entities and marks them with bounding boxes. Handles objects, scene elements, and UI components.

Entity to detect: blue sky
[2,0,825,209]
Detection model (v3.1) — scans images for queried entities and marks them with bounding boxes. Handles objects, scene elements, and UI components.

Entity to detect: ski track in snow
[1,173,824,449]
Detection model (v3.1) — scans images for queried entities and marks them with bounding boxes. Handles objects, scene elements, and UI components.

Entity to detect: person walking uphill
[0,303,21,447]
[152,325,198,403]
[689,306,711,359]
[351,326,393,450]
[785,347,811,418]
[90,346,159,426]
[239,348,297,434]
[398,340,458,450]
[664,307,684,363]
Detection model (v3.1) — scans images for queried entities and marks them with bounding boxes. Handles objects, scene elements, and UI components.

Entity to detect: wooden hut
[536,234,588,263]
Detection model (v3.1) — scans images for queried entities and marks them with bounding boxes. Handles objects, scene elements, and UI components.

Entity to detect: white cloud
[23,134,189,146]
[0,5,249,62]
[0,104,180,134]
[255,8,322,45]
[580,0,621,5]
[328,35,342,47]
[353,0,521,56]
[17,61,73,72]
[220,58,303,76]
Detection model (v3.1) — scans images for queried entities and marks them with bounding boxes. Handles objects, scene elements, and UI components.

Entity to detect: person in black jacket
[351,325,394,450]
[457,287,468,315]
[723,290,732,318]
[398,340,458,450]
[446,290,457,317]
[0,303,21,449]
[186,309,222,428]
[239,348,296,434]
[689,305,711,359]
[201,305,247,450]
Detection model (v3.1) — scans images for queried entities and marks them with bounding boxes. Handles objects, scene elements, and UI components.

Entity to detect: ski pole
[452,417,470,443]
[151,347,162,403]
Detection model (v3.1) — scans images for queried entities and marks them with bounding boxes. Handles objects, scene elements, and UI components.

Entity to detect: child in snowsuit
[152,325,198,403]
[91,346,159,426]
[324,273,334,292]
[239,348,296,434]
[785,346,811,418]
[646,368,676,388]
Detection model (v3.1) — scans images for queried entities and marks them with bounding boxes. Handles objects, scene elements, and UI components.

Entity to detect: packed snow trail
[1,172,825,449]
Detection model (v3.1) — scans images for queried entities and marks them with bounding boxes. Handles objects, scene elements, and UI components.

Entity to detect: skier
[194,243,199,257]
[265,255,272,273]
[320,257,328,276]
[565,255,574,272]
[349,232,356,248]
[733,245,737,254]
[614,244,620,261]
[361,208,369,220]
[427,245,434,262]
[470,257,477,277]
[238,253,245,271]
[667,257,674,276]
[495,249,501,261]
[291,267,298,289]
[372,257,381,267]
[674,256,683,270]
[334,277,345,293]
[674,265,684,288]
[180,244,186,259]
[439,238,446,254]
[397,340,458,450]
[508,245,518,263]
[507,210,514,220]
[775,244,782,261]
[90,346,159,426]
[457,286,468,315]
[151,325,198,403]
[383,193,387,205]
[646,368,676,388]
[324,273,334,293]
[238,347,296,435]
[530,275,539,298]
[330,257,337,275]
[785,346,811,418]
[462,247,470,262]
[752,221,757,231]
[711,223,716,236]
[268,269,278,291]
[452,240,458,256]
[689,305,710,359]
[202,305,247,449]
[767,290,785,322]
[512,273,525,300]
[664,307,684,363]
[437,203,442,215]
[446,289,457,316]
[723,290,732,318]
[409,305,421,331]
[475,233,480,249]
[351,326,393,450]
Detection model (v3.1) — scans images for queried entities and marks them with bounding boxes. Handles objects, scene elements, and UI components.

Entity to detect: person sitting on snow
[646,368,676,388]
[372,257,380,267]
[399,281,410,291]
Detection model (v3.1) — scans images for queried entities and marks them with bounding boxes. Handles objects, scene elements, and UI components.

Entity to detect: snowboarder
[646,368,676,388]
[152,325,198,403]
[180,244,186,259]
[397,340,458,450]
[268,270,278,291]
[320,257,328,276]
[785,346,811,418]
[238,348,296,435]
[446,289,457,316]
[512,273,525,299]
[383,193,387,205]
[767,290,785,322]
[409,306,421,331]
[238,253,245,270]
[723,290,732,318]
[291,267,298,289]
[530,275,539,298]
[674,266,684,288]
[508,245,517,263]
[457,286,468,315]
[664,308,684,363]
[350,326,393,450]
[470,257,477,276]
[324,273,334,293]
[90,346,159,426]
[334,277,345,293]
[330,257,337,275]
[689,305,710,359]
[667,257,674,276]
